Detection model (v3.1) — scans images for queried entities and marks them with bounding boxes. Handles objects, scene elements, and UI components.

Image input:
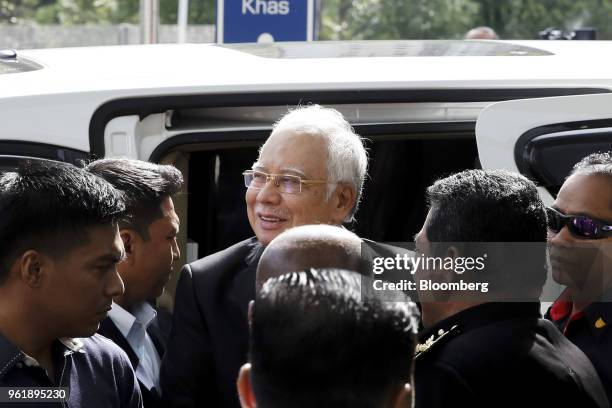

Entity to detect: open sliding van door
[475,93,612,205]
[475,93,612,310]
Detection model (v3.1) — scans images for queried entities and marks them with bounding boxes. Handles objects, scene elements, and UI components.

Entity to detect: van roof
[3,40,612,98]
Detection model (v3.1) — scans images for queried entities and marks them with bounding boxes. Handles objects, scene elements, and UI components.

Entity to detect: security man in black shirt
[412,169,609,408]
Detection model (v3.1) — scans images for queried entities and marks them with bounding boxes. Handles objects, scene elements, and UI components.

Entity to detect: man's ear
[19,250,45,288]
[392,383,412,408]
[332,183,356,223]
[446,245,460,259]
[119,229,138,265]
[237,363,257,408]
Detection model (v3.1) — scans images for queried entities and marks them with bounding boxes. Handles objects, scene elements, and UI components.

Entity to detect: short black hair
[426,169,547,243]
[570,151,612,178]
[85,158,183,239]
[250,268,419,408]
[425,169,548,294]
[0,160,125,283]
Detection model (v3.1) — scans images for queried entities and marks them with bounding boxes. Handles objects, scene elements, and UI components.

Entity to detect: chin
[256,231,281,247]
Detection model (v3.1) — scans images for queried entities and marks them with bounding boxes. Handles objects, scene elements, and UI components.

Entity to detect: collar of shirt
[245,238,264,266]
[418,302,541,344]
[108,301,157,340]
[108,302,161,391]
[0,334,84,380]
[549,287,612,339]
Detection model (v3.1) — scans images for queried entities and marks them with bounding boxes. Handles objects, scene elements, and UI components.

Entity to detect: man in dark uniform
[413,169,609,408]
[545,151,612,402]
[161,105,368,407]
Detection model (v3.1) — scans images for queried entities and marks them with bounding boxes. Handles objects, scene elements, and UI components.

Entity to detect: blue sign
[217,0,315,43]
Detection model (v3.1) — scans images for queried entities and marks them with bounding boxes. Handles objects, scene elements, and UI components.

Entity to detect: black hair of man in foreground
[238,268,419,408]
[0,160,142,408]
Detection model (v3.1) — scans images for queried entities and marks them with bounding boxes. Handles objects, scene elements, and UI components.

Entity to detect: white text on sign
[242,0,290,15]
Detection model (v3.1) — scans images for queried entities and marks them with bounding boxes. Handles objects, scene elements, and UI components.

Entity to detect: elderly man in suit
[87,158,183,408]
[161,104,368,408]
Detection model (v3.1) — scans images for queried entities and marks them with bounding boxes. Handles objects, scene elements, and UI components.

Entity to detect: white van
[2,40,611,300]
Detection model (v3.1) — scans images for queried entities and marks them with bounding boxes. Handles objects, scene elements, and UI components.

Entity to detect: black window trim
[90,88,610,160]
[0,141,89,165]
[148,121,476,163]
[514,118,612,183]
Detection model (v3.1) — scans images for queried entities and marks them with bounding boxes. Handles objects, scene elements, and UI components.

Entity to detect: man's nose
[172,238,181,261]
[255,177,282,204]
[106,268,125,298]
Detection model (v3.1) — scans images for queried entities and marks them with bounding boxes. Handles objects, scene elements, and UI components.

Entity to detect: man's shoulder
[187,237,259,274]
[78,333,133,367]
[417,314,548,379]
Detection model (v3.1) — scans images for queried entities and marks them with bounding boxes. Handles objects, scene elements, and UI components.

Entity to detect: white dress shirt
[108,301,161,392]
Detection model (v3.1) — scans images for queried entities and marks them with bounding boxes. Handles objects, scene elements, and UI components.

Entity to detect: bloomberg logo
[242,0,289,15]
[218,0,314,43]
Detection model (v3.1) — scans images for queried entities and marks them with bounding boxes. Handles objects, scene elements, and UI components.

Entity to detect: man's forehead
[71,224,123,258]
[261,130,327,154]
[556,174,612,217]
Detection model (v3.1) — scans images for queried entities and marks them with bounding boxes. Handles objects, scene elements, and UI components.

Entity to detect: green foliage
[160,0,215,24]
[320,0,612,40]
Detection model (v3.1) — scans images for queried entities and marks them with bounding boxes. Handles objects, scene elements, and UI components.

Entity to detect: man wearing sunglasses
[546,151,612,402]
[161,104,368,408]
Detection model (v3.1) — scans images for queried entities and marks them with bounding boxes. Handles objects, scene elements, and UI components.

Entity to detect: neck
[0,298,54,361]
[567,280,612,314]
[420,301,485,329]
[113,294,139,312]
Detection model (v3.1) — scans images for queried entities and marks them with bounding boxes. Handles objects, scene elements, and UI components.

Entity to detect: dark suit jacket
[160,237,262,408]
[415,302,609,408]
[99,312,168,408]
[160,236,407,408]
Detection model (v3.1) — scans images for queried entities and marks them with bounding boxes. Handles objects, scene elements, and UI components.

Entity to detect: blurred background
[2,0,611,49]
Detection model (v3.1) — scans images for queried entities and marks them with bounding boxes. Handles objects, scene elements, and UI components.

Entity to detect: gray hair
[263,104,368,222]
[570,151,612,178]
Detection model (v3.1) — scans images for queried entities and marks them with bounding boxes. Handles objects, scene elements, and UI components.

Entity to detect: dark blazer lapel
[227,240,263,319]
[98,317,140,369]
[147,320,166,357]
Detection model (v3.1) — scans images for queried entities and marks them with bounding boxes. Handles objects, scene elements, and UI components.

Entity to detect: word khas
[243,0,290,15]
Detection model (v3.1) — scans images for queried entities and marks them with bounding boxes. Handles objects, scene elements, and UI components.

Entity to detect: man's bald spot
[256,225,363,292]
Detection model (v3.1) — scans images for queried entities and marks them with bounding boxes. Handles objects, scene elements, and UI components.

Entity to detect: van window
[173,130,478,259]
[515,123,612,196]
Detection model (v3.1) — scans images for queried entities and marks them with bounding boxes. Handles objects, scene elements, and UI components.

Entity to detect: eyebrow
[252,164,306,178]
[279,167,306,177]
[92,250,126,265]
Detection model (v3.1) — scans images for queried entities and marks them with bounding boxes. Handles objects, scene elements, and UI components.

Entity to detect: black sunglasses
[546,207,612,240]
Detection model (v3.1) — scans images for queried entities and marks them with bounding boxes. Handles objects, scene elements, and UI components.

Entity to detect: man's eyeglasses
[243,170,329,194]
[546,206,612,240]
